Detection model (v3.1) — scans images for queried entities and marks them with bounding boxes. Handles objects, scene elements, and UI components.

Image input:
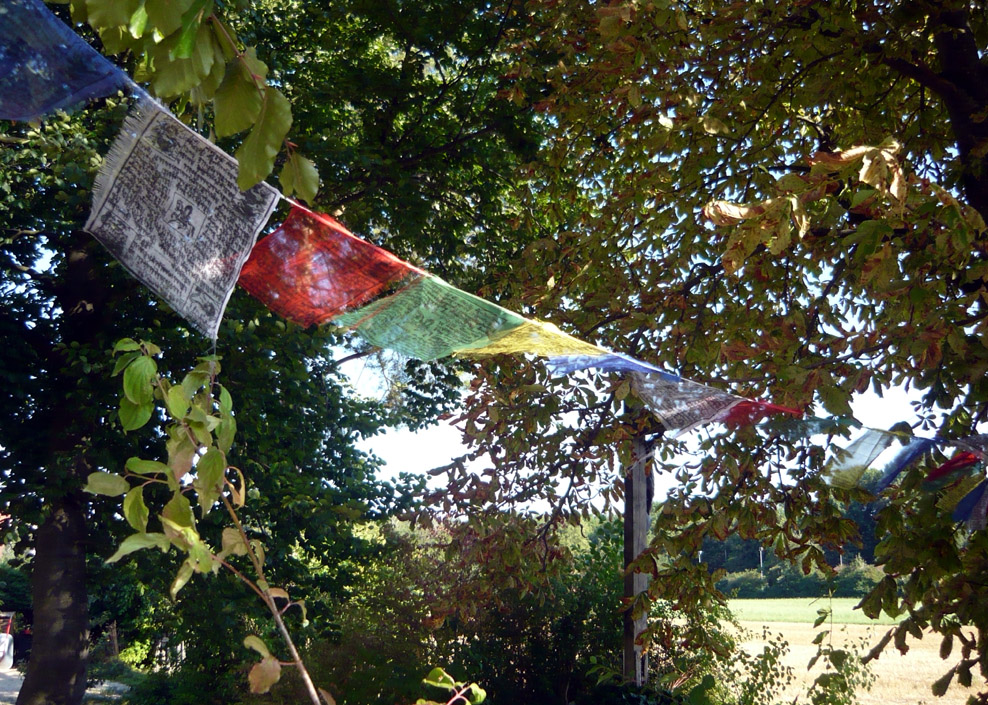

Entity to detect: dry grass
[739,621,986,705]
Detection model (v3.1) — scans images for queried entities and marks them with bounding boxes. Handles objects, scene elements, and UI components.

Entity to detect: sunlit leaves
[123,486,149,532]
[279,152,320,203]
[75,0,316,192]
[84,471,130,496]
[214,59,263,137]
[106,532,171,564]
[235,86,292,190]
[248,656,281,693]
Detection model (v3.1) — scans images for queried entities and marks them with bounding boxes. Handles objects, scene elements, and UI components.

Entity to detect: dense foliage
[416,2,988,702]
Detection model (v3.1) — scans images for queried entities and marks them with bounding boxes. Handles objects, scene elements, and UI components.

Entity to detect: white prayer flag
[86,99,279,338]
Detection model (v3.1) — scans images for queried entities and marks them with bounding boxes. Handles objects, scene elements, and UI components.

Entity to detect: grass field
[731,599,984,704]
[729,597,899,625]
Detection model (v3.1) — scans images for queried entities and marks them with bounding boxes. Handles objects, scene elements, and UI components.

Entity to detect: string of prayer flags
[455,320,607,358]
[239,205,420,327]
[0,0,131,122]
[3,7,807,437]
[85,99,279,339]
[332,275,527,361]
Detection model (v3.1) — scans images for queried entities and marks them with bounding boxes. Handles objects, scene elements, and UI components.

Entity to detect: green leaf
[241,47,269,82]
[145,0,194,36]
[120,397,154,431]
[111,351,140,376]
[279,152,320,203]
[149,23,217,97]
[113,338,141,353]
[423,668,457,690]
[128,4,148,38]
[106,532,171,563]
[84,471,130,497]
[170,559,195,600]
[162,491,194,528]
[465,683,487,704]
[248,657,281,694]
[123,486,150,532]
[214,60,263,137]
[217,416,236,454]
[243,635,271,659]
[125,457,171,475]
[235,86,292,190]
[165,384,190,419]
[181,370,209,399]
[123,355,156,405]
[170,0,212,60]
[86,0,141,28]
[218,384,233,415]
[194,446,226,513]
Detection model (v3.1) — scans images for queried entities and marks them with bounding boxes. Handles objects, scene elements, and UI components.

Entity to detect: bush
[717,558,883,600]
[716,569,768,598]
[764,562,827,598]
[831,557,883,598]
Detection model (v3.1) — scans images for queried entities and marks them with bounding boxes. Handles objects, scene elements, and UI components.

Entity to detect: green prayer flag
[334,275,526,360]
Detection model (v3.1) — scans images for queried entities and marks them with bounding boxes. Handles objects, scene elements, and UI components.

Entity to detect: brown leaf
[248,657,281,694]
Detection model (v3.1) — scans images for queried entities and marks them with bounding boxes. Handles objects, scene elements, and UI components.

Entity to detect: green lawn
[729,597,900,625]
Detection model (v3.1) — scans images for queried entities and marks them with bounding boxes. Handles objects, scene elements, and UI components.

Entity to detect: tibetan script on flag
[85,100,278,338]
[631,372,742,434]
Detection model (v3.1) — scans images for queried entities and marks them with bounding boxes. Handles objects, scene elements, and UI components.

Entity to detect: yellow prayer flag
[454,319,606,358]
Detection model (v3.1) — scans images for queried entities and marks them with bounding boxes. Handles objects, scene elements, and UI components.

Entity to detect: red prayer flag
[721,400,803,428]
[925,451,980,482]
[239,205,420,327]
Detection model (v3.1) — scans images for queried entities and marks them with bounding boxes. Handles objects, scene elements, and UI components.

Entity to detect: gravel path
[0,669,128,704]
[0,669,21,704]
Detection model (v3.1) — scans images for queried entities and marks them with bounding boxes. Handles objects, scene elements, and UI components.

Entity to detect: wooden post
[623,434,652,686]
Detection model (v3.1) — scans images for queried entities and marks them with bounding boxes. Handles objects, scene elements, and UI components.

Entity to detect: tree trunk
[16,495,89,705]
[18,236,108,705]
[623,435,652,686]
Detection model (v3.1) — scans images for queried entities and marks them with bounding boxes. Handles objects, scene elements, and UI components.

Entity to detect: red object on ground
[239,205,419,328]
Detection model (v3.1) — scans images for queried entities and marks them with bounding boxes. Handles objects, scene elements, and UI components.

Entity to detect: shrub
[716,569,768,598]
[831,557,883,598]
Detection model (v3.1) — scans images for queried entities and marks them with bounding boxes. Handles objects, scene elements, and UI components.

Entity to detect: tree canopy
[423,1,988,701]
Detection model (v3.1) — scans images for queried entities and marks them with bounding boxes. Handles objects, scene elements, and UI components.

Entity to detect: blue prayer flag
[545,352,680,381]
[0,0,130,122]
